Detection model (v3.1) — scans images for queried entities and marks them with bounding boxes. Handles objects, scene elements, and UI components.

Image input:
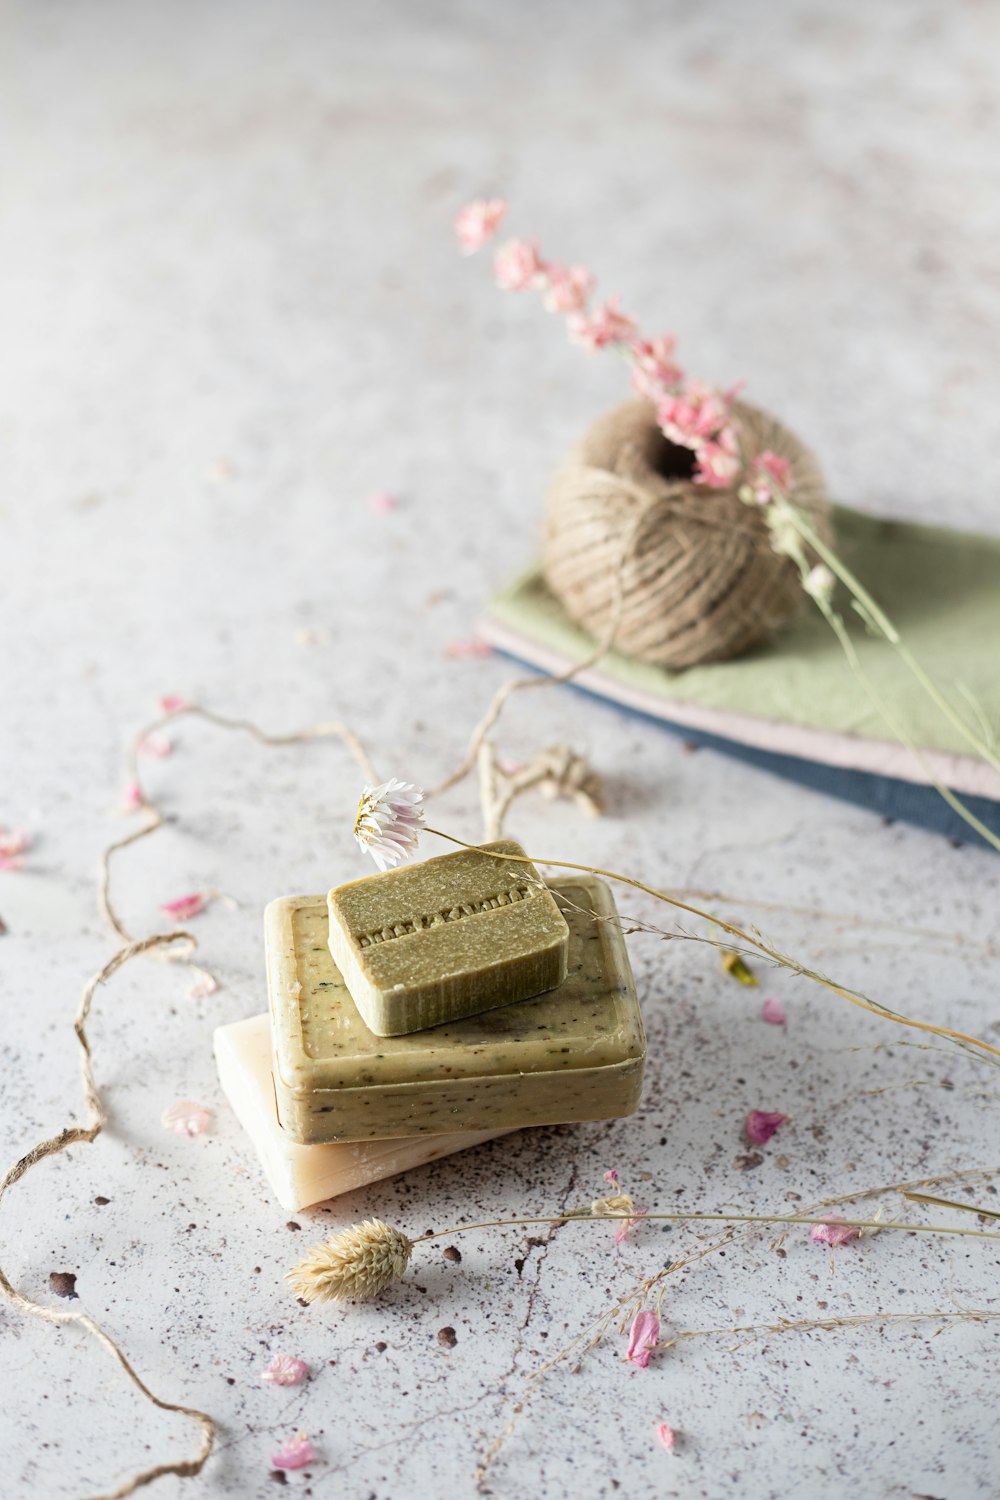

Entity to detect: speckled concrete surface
[2,3,999,1497]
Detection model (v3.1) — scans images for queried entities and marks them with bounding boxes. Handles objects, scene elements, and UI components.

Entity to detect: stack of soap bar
[267,874,645,1146]
[327,840,570,1035]
[213,1013,516,1212]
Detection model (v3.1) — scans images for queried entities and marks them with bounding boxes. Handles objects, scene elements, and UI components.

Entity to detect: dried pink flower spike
[761,997,787,1026]
[271,1430,316,1471]
[161,1100,212,1137]
[810,1217,861,1248]
[261,1354,309,1387]
[626,1309,660,1369]
[744,1109,788,1146]
[656,1422,676,1452]
[160,893,206,922]
[454,198,506,255]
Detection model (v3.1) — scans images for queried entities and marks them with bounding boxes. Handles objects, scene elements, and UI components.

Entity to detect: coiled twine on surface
[543,399,832,669]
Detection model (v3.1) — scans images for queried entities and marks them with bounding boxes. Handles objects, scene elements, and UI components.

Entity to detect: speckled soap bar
[266,875,645,1145]
[326,839,570,1036]
[214,1013,516,1211]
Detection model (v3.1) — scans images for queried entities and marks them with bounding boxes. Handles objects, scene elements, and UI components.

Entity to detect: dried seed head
[286,1220,414,1304]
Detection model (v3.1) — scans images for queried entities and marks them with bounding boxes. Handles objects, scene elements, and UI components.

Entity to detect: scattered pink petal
[656,1422,676,1452]
[161,1100,212,1136]
[745,1109,788,1145]
[810,1217,861,1248]
[138,731,173,759]
[494,238,546,292]
[188,974,220,999]
[369,490,399,514]
[454,198,506,255]
[157,695,190,714]
[261,1354,309,1387]
[160,892,206,922]
[445,638,492,660]
[614,1207,649,1246]
[602,1169,619,1185]
[0,828,30,869]
[120,781,144,814]
[626,1309,661,1369]
[761,997,787,1026]
[271,1430,316,1471]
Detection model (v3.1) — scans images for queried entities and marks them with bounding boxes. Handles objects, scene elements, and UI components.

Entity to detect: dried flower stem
[424,830,1000,1065]
[411,1209,1000,1246]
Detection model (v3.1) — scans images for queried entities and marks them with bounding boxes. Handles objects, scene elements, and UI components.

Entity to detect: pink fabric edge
[479,617,1000,802]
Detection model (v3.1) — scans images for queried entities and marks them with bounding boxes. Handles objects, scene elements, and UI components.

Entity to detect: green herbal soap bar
[326,839,570,1036]
[266,875,645,1145]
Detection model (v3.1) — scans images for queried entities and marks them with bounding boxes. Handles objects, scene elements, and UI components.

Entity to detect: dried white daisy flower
[353,778,425,871]
[286,1219,414,1303]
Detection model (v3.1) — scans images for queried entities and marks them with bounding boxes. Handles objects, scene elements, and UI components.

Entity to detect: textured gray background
[2,3,999,1497]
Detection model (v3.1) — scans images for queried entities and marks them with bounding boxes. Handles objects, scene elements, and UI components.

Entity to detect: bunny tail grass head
[287,1219,414,1304]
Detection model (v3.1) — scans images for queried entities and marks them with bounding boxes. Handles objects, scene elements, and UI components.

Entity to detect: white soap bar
[213,1012,515,1211]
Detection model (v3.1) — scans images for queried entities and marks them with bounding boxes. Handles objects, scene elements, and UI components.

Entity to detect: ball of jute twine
[543,398,832,669]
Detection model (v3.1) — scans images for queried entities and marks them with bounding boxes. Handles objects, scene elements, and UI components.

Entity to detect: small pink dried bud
[161,1100,212,1136]
[568,295,637,350]
[748,450,791,503]
[454,198,506,255]
[261,1354,309,1387]
[744,1109,788,1145]
[656,1422,676,1451]
[542,262,593,314]
[494,238,546,291]
[810,1217,861,1248]
[157,694,190,714]
[761,997,786,1026]
[602,1169,619,1184]
[626,1309,661,1368]
[271,1430,316,1471]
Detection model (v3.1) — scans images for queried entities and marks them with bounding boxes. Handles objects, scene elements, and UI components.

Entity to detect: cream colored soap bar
[214,1013,515,1211]
[327,839,569,1036]
[267,874,645,1145]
